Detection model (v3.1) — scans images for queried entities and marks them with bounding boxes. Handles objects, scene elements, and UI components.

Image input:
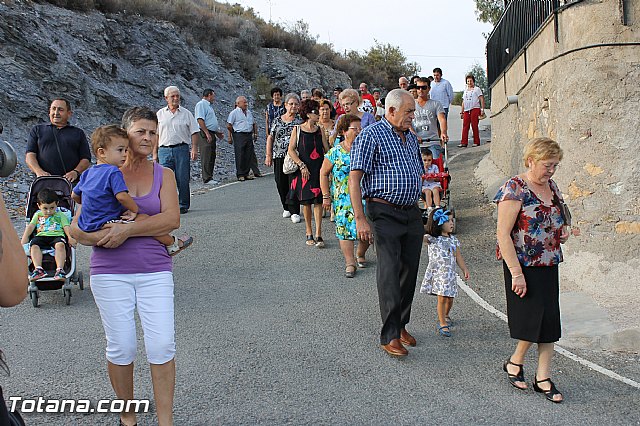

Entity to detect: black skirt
[503,262,561,343]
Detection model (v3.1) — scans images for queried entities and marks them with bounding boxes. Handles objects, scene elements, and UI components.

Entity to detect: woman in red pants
[459,74,485,147]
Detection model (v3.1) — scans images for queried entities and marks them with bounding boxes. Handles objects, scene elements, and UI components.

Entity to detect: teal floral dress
[326,144,362,240]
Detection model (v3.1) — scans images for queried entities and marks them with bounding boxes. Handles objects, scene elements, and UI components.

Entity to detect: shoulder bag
[552,186,572,226]
[48,126,79,183]
[283,125,301,175]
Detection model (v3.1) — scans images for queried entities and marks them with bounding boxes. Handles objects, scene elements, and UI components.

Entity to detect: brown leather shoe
[400,328,417,347]
[380,338,408,357]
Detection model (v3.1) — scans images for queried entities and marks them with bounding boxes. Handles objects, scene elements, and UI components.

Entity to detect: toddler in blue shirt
[72,125,191,255]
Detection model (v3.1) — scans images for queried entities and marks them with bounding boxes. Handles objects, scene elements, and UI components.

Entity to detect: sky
[228,0,494,91]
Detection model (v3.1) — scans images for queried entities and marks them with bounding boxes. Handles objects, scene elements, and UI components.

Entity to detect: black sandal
[503,358,527,390]
[345,264,356,278]
[533,376,563,403]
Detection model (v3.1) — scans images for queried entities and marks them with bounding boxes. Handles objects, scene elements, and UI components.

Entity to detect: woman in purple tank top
[71,107,180,426]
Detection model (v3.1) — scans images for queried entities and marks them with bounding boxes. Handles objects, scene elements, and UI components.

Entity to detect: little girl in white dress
[420,208,470,337]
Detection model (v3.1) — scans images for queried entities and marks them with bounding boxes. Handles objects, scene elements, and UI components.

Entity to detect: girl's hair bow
[433,209,450,226]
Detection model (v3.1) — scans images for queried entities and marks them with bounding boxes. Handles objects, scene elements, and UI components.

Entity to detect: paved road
[1,128,638,425]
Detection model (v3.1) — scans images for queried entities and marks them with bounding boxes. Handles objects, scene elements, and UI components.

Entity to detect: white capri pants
[91,272,175,365]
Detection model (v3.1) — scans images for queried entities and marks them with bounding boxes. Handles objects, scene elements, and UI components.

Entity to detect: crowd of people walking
[0,66,574,425]
[259,73,569,404]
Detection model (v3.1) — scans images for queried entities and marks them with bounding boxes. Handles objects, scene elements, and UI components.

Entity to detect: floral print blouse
[269,115,303,159]
[493,176,566,267]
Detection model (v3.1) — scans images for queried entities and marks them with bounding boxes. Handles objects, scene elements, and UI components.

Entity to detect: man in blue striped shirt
[349,89,425,357]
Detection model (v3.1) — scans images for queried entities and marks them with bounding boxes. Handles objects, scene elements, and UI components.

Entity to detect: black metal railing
[487,0,560,87]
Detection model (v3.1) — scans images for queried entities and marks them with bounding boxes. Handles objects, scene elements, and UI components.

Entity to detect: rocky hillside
[0,1,350,217]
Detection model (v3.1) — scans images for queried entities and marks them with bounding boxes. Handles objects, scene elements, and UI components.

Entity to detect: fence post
[619,0,629,25]
[553,0,560,42]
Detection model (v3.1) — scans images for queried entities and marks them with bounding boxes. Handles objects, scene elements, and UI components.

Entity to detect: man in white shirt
[156,86,199,214]
[430,67,454,119]
[194,89,224,184]
[226,96,259,182]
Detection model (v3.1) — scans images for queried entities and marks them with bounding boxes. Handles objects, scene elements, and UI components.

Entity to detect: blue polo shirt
[350,118,425,206]
[194,98,221,132]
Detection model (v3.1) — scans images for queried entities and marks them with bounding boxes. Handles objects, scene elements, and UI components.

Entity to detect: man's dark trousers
[199,131,216,183]
[232,131,253,178]
[367,201,424,345]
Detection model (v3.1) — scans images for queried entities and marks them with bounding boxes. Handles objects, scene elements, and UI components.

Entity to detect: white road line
[457,277,640,390]
[198,172,274,193]
[448,151,465,164]
[215,159,639,389]
[448,150,640,389]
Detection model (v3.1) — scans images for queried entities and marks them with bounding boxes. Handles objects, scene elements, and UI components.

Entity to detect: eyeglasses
[541,162,561,171]
[348,127,362,132]
[310,110,319,115]
[342,100,357,107]
[416,86,429,90]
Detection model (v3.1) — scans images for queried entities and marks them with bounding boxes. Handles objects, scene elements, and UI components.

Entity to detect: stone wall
[477,0,640,351]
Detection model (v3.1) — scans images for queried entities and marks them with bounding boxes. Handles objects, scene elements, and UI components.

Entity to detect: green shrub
[452,91,463,106]
[36,0,414,89]
[252,74,272,108]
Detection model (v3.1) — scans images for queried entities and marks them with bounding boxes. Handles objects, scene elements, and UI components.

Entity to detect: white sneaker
[291,214,301,223]
[282,210,291,218]
[205,180,219,185]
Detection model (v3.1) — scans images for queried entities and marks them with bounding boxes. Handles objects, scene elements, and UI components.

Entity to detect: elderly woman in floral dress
[320,114,370,277]
[495,137,571,404]
[266,93,303,222]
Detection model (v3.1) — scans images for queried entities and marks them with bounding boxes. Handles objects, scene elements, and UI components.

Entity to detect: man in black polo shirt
[25,98,91,183]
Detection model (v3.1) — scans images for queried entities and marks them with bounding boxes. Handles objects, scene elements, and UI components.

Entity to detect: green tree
[362,41,420,90]
[466,62,491,107]
[474,0,507,25]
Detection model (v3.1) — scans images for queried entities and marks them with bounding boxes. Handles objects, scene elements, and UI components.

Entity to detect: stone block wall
[479,0,640,351]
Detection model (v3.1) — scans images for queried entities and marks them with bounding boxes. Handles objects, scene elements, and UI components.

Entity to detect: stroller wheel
[64,289,72,306]
[77,271,84,290]
[30,289,39,308]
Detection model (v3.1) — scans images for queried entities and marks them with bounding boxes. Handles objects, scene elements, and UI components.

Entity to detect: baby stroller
[419,140,455,231]
[24,176,84,307]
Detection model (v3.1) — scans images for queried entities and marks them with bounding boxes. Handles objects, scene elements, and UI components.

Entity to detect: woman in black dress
[494,137,570,403]
[286,99,329,247]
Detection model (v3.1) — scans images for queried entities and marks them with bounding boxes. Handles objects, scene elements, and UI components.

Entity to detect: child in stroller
[21,188,76,281]
[421,150,442,213]
[72,125,192,255]
[419,143,453,229]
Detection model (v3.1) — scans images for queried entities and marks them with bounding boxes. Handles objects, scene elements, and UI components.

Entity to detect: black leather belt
[368,198,416,210]
[160,143,187,148]
[233,131,252,134]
